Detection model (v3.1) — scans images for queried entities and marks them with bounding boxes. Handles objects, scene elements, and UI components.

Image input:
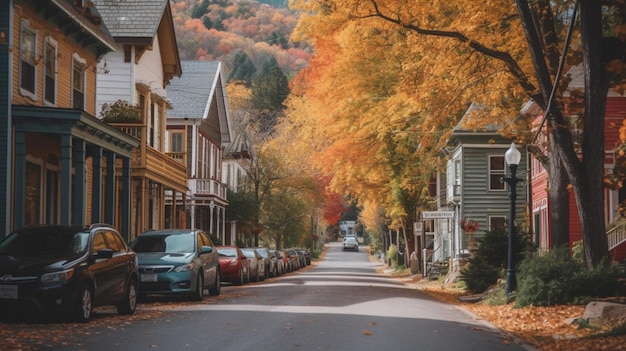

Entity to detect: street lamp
[503,142,521,295]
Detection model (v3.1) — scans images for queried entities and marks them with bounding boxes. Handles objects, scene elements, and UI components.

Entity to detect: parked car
[278,249,294,273]
[343,236,359,251]
[217,246,250,285]
[282,249,300,271]
[0,224,138,322]
[241,248,266,282]
[130,229,220,301]
[253,248,277,277]
[296,249,311,265]
[293,249,307,268]
[269,249,285,275]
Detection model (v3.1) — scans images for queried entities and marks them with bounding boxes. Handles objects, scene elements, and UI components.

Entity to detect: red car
[216,246,250,285]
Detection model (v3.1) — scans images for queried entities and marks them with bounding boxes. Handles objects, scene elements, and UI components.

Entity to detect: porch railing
[188,178,228,200]
[607,224,626,251]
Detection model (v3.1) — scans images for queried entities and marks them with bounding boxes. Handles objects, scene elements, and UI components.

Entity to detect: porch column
[73,140,86,224]
[221,207,226,244]
[121,157,131,240]
[60,135,72,225]
[104,150,116,225]
[90,146,103,223]
[209,203,215,237]
[13,131,26,228]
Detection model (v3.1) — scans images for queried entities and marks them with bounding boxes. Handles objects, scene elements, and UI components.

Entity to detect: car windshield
[0,226,89,257]
[218,248,237,257]
[132,233,195,254]
[241,249,256,258]
[255,249,268,258]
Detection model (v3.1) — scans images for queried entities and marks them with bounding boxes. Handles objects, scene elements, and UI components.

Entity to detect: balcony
[108,122,187,193]
[188,178,228,201]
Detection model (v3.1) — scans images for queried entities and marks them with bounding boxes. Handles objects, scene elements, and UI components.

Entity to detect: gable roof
[93,0,168,40]
[93,0,181,82]
[167,61,232,143]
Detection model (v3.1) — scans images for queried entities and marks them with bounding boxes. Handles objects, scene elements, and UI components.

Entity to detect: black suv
[0,224,138,322]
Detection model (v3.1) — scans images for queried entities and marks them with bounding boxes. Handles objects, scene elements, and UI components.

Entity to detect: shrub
[460,230,531,294]
[461,255,501,293]
[100,100,143,123]
[516,247,625,307]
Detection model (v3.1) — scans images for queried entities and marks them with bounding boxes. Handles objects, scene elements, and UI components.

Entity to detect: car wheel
[209,270,221,296]
[74,284,93,323]
[117,278,137,315]
[235,267,244,286]
[191,272,204,301]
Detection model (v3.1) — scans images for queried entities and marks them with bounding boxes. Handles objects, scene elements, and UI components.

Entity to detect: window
[171,132,183,152]
[72,55,86,110]
[92,232,107,254]
[19,21,37,98]
[489,216,506,233]
[488,155,506,190]
[44,38,57,105]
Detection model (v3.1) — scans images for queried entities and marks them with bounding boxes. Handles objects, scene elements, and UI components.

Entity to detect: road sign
[422,211,455,219]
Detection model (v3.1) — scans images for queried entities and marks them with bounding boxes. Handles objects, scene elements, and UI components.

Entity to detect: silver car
[343,236,359,251]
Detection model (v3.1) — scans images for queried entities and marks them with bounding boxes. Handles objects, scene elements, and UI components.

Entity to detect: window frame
[19,20,37,99]
[170,131,183,152]
[489,216,507,233]
[71,53,86,110]
[488,155,506,191]
[43,36,57,106]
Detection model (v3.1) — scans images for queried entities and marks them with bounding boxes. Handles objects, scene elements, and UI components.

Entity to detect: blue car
[131,229,220,301]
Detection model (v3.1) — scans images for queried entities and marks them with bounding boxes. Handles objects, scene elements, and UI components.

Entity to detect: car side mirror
[96,248,114,259]
[200,246,213,254]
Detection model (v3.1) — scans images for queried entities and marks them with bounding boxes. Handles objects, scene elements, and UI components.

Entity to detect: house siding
[11,7,98,117]
[460,145,526,236]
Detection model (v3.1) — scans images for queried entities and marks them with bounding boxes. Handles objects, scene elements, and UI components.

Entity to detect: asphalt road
[3,242,533,351]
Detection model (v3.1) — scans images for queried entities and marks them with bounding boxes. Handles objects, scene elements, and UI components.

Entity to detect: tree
[228,51,257,85]
[289,0,626,269]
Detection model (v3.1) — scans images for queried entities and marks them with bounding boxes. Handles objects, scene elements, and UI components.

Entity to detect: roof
[92,0,169,40]
[453,102,501,134]
[167,61,232,143]
[168,61,223,119]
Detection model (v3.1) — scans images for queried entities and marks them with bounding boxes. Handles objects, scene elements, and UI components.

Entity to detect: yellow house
[3,0,138,239]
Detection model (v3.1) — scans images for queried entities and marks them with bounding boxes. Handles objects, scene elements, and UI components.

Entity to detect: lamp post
[503,142,521,295]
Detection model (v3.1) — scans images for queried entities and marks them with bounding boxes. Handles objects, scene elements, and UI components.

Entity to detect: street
[1,243,531,351]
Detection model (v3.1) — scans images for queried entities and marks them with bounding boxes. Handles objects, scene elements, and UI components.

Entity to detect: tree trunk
[548,149,570,248]
[560,0,610,269]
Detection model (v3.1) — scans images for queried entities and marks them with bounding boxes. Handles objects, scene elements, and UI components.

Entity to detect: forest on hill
[170,0,311,77]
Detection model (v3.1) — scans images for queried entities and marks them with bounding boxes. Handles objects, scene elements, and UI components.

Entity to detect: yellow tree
[284,0,532,260]
[288,0,626,269]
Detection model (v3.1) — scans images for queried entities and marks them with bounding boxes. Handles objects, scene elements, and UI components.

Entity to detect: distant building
[339,220,356,237]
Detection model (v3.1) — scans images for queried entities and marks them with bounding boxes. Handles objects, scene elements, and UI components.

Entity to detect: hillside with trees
[170,0,311,76]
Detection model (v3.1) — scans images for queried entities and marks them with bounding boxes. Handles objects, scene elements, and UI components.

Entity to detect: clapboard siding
[459,143,527,236]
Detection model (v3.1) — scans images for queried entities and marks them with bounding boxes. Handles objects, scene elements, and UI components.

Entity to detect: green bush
[516,247,625,307]
[460,230,531,294]
[460,256,501,293]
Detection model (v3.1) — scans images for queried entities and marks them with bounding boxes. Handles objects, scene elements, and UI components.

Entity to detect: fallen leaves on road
[417,280,626,351]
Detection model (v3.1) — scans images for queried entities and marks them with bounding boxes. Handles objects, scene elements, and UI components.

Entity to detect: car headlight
[41,269,74,284]
[173,262,196,272]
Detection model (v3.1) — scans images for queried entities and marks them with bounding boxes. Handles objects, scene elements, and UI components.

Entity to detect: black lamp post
[503,142,521,295]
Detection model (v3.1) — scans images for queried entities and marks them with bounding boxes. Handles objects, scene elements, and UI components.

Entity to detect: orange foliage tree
[286,0,626,269]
